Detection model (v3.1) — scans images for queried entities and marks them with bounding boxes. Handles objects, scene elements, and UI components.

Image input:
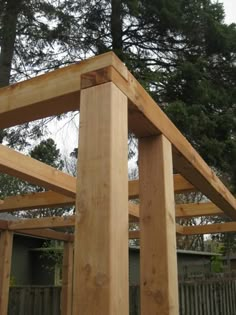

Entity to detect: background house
[129,246,220,285]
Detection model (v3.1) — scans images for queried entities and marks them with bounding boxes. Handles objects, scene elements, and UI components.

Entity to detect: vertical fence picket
[8,277,236,315]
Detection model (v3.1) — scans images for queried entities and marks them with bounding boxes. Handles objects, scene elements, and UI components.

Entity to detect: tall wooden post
[0,230,13,315]
[72,82,129,314]
[61,241,73,315]
[139,135,179,315]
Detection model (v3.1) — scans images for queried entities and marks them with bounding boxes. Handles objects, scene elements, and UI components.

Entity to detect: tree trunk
[111,0,123,60]
[0,0,23,88]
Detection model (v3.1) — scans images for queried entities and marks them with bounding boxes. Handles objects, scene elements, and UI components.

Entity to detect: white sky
[222,0,236,24]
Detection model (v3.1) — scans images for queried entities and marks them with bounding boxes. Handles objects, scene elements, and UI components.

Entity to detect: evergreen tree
[73,0,236,190]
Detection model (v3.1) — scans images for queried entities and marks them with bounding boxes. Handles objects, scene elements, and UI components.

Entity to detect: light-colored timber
[72,82,129,315]
[128,174,195,199]
[129,224,183,239]
[15,229,73,242]
[0,191,75,212]
[176,202,223,218]
[139,135,179,315]
[0,231,13,315]
[61,242,74,315]
[182,222,236,235]
[129,201,224,222]
[0,53,127,129]
[8,215,75,230]
[5,211,182,232]
[0,175,195,213]
[0,144,76,198]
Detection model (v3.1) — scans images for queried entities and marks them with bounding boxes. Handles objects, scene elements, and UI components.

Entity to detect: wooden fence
[179,279,236,315]
[9,286,61,315]
[8,279,236,315]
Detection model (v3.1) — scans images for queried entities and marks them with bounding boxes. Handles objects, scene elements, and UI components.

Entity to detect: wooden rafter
[0,175,194,212]
[3,215,236,237]
[129,174,195,199]
[15,229,73,242]
[129,224,184,239]
[0,191,75,212]
[176,202,223,218]
[8,215,75,230]
[6,213,185,236]
[0,144,76,198]
[4,200,223,231]
[0,219,72,241]
[182,222,236,235]
[129,201,224,222]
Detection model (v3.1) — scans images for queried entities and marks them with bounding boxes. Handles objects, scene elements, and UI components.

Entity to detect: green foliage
[210,243,224,273]
[211,254,223,273]
[10,275,16,287]
[30,138,64,170]
[39,240,63,272]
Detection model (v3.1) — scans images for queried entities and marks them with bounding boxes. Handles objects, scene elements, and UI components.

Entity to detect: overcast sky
[222,0,236,23]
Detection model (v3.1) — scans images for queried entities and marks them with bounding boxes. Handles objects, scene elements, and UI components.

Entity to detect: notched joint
[81,66,114,90]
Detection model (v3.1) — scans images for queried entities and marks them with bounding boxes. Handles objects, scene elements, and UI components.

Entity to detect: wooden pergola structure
[0,52,235,315]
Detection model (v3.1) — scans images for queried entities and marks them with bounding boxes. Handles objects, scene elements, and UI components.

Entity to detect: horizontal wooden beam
[8,216,75,230]
[182,222,236,235]
[0,219,72,241]
[0,190,223,221]
[7,214,236,237]
[129,224,183,239]
[128,202,139,222]
[176,202,224,218]
[0,174,195,213]
[0,54,127,128]
[129,174,195,199]
[0,145,76,198]
[0,191,75,212]
[15,229,73,242]
[129,201,224,222]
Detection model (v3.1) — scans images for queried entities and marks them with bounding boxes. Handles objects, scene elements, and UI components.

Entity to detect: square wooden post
[139,135,179,315]
[72,82,129,314]
[0,230,13,315]
[61,241,74,315]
